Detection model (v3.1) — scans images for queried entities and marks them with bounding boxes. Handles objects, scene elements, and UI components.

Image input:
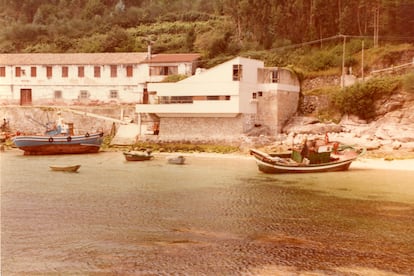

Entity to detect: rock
[283,116,342,134]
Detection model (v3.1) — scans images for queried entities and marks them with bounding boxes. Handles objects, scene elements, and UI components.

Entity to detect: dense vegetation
[1,1,413,63]
[1,0,414,121]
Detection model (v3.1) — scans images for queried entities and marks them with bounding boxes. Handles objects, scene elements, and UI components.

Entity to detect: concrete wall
[256,90,299,135]
[276,90,300,132]
[143,114,254,142]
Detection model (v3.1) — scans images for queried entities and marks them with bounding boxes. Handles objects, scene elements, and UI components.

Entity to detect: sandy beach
[160,150,414,172]
[352,157,414,171]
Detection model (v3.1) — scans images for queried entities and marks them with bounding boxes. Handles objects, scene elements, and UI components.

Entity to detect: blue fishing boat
[12,132,104,155]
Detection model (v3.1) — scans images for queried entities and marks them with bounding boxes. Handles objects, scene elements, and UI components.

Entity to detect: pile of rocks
[277,105,414,155]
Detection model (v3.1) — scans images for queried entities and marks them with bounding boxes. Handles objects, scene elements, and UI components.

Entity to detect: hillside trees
[0,0,413,55]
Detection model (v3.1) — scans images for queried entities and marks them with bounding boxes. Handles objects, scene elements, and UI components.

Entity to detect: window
[271,70,279,83]
[258,91,263,97]
[0,67,5,77]
[109,90,118,99]
[46,66,53,78]
[78,66,84,78]
[54,90,62,99]
[62,66,68,78]
[15,67,21,77]
[30,67,36,77]
[149,66,178,76]
[252,92,257,99]
[79,90,89,99]
[207,96,219,100]
[126,65,133,77]
[94,66,100,78]
[159,96,193,104]
[233,64,242,81]
[110,65,117,78]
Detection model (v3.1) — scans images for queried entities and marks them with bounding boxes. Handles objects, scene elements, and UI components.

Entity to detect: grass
[103,138,240,154]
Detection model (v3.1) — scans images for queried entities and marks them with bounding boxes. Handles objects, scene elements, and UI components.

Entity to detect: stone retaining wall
[0,106,136,136]
[144,115,253,144]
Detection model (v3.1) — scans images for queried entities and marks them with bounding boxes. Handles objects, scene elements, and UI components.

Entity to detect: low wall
[0,105,136,136]
[136,114,259,145]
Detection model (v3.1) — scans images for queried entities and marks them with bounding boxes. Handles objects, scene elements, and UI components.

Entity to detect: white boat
[167,155,186,165]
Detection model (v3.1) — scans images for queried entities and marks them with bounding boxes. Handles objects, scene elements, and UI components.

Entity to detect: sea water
[1,150,414,275]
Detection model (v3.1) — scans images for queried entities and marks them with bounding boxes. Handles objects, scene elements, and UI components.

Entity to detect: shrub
[402,73,414,93]
[334,76,401,120]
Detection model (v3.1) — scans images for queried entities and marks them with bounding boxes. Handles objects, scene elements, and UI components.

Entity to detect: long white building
[0,52,200,105]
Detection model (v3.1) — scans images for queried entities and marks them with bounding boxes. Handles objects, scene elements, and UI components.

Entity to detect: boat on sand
[167,155,186,165]
[123,150,154,161]
[250,137,362,174]
[49,164,81,172]
[13,132,104,155]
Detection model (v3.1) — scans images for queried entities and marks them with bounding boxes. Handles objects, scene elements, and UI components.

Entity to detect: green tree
[82,0,106,19]
[102,27,135,52]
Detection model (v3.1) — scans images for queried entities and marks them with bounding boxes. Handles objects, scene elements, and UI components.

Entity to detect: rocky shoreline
[241,105,414,160]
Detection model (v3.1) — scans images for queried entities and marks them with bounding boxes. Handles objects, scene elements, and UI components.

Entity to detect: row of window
[159,95,231,104]
[0,65,180,78]
[53,90,119,99]
[0,65,134,78]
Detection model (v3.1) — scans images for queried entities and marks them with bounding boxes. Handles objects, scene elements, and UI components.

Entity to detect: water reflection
[1,150,414,275]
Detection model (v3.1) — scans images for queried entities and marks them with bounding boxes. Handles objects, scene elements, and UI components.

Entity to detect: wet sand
[1,150,414,275]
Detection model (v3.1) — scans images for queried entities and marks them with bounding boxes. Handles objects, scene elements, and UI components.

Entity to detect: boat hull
[49,165,81,172]
[255,158,353,173]
[123,152,153,161]
[167,156,185,165]
[13,133,103,155]
[250,149,356,174]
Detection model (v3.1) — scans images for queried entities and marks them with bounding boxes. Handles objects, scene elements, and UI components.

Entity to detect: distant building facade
[0,52,200,106]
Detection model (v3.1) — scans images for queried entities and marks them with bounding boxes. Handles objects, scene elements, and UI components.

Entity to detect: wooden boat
[49,164,81,172]
[12,132,104,155]
[250,145,360,174]
[123,151,153,161]
[167,155,186,165]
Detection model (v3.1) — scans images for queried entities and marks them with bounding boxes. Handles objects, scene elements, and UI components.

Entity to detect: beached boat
[123,151,153,161]
[167,155,186,165]
[49,164,81,172]
[250,144,360,174]
[12,132,104,155]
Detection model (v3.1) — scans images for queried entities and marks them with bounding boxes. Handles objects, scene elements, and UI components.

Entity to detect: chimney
[147,43,152,60]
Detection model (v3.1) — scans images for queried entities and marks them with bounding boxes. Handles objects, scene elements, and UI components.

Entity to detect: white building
[137,56,300,138]
[0,53,300,140]
[0,52,200,106]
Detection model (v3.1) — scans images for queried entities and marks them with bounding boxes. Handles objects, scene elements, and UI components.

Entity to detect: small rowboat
[49,164,81,172]
[167,155,186,165]
[123,151,153,161]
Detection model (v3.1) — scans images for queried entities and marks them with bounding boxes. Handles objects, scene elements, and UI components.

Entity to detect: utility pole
[361,40,364,81]
[373,6,379,47]
[341,34,346,88]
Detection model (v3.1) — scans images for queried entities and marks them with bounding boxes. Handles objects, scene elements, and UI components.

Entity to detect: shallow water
[1,150,414,275]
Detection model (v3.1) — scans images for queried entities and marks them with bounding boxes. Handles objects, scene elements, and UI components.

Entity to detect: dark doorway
[20,89,32,105]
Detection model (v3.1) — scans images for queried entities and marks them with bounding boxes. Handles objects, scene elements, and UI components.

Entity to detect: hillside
[1,0,413,67]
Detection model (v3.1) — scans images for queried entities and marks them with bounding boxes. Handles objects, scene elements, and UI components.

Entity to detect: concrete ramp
[111,124,140,145]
